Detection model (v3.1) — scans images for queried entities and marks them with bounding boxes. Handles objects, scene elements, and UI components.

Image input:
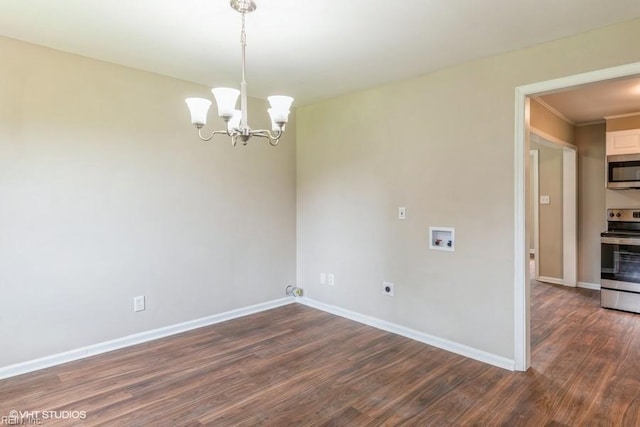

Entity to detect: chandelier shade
[211,88,240,120]
[268,96,293,123]
[185,98,212,127]
[267,109,280,132]
[184,0,293,146]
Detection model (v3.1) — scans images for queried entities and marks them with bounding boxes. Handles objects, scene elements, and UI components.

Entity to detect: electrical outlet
[328,273,335,286]
[134,295,145,312]
[383,282,394,296]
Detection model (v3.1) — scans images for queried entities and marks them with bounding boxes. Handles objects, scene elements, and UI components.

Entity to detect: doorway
[529,130,577,287]
[514,62,640,372]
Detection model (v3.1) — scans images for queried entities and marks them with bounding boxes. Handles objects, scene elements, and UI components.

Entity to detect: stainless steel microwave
[607,153,640,189]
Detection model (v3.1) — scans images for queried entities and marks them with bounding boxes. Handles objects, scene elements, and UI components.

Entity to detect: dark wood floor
[2,280,640,426]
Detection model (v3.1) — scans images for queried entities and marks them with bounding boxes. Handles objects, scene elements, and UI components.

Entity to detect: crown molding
[532,96,576,126]
[576,119,606,127]
[603,111,640,120]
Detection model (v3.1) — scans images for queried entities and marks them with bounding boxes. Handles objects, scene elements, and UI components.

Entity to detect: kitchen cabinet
[607,129,640,155]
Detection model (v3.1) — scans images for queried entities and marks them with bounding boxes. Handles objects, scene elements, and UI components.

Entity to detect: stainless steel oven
[601,209,640,313]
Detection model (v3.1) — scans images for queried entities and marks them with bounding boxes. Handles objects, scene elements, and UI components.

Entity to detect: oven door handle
[602,237,640,246]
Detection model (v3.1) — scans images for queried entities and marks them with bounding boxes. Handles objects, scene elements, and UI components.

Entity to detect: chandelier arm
[198,128,235,142]
[249,129,283,145]
[250,129,283,139]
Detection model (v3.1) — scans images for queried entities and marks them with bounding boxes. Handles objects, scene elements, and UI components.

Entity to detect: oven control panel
[608,209,640,222]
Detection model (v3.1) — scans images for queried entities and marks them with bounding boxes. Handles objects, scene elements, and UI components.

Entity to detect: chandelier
[185,0,294,146]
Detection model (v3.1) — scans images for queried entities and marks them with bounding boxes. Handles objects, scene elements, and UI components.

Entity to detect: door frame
[513,61,640,372]
[529,148,539,280]
[563,147,577,287]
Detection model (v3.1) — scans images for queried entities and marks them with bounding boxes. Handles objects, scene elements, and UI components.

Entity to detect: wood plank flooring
[2,281,640,426]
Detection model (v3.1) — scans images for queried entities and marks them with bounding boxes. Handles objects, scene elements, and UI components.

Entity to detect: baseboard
[0,297,294,380]
[577,281,601,290]
[538,276,565,286]
[297,298,515,371]
[537,277,597,289]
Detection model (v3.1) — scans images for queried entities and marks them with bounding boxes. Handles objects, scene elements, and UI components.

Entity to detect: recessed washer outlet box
[429,227,455,252]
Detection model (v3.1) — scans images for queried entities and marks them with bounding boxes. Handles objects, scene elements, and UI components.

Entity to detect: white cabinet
[607,129,640,155]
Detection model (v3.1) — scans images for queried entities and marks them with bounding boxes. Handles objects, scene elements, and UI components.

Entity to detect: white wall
[0,37,297,367]
[296,19,640,360]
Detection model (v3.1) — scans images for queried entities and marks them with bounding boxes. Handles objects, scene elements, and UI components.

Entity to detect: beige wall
[296,18,640,360]
[606,113,640,131]
[530,99,575,143]
[0,36,297,367]
[575,124,606,285]
[531,140,563,280]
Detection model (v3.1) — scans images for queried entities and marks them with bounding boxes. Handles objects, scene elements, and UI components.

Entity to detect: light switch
[540,195,550,205]
[398,207,406,220]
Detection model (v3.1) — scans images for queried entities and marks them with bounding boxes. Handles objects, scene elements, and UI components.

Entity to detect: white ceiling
[537,76,640,124]
[1,0,640,106]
